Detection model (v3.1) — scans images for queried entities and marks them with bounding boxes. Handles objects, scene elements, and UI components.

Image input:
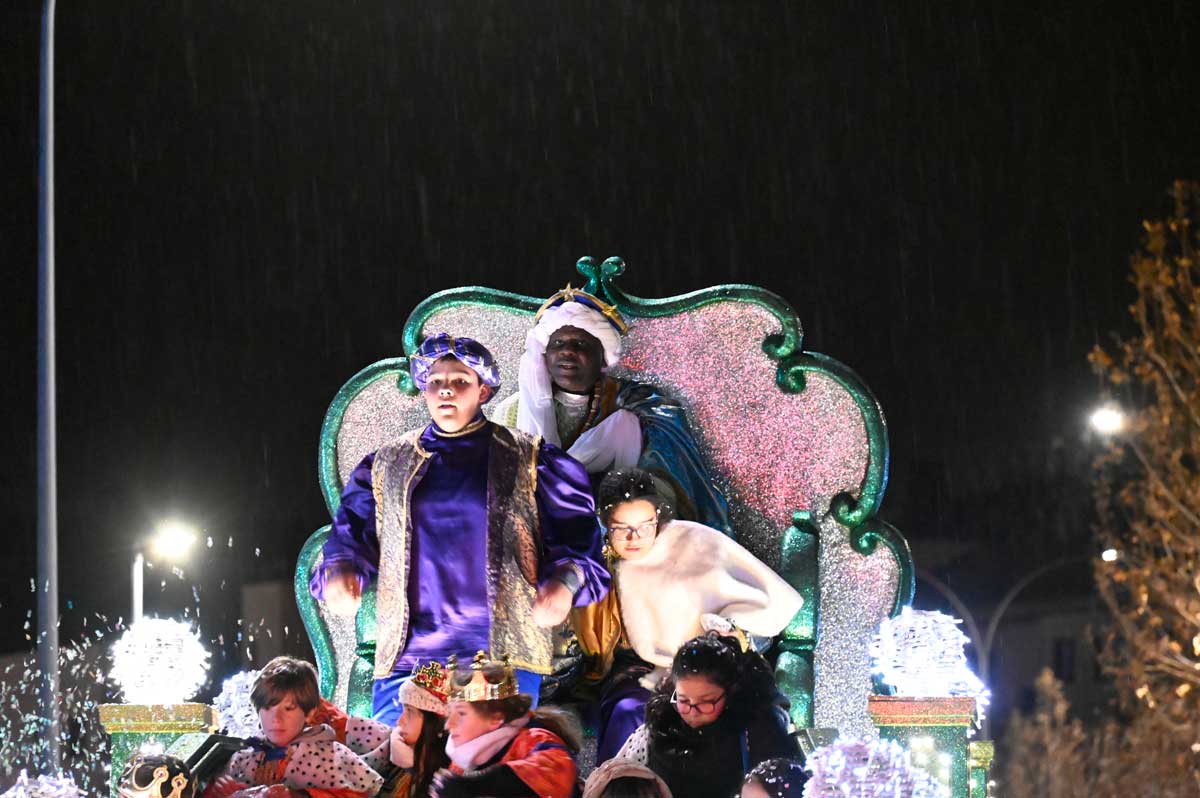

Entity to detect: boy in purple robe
[310,333,610,724]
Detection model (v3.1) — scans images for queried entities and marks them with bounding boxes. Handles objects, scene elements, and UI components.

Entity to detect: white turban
[516,301,629,452]
[527,301,624,367]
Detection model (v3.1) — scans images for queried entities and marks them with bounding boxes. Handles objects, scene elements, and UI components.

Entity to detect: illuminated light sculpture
[110,619,210,705]
[0,771,84,798]
[870,607,990,718]
[214,670,261,738]
[99,619,217,798]
[802,737,944,798]
[869,608,990,798]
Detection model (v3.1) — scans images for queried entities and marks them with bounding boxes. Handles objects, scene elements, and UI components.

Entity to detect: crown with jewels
[411,660,450,701]
[534,284,630,334]
[447,651,520,702]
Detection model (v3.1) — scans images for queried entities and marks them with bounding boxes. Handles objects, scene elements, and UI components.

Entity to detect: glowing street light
[1101,548,1120,562]
[150,519,197,561]
[1090,404,1127,436]
[132,519,199,623]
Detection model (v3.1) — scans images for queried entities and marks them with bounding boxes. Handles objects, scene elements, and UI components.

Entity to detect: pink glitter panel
[619,303,870,532]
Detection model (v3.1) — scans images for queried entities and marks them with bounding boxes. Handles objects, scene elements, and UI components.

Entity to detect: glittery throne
[295,256,914,736]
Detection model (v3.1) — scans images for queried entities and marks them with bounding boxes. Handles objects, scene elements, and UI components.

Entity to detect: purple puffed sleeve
[309,452,380,600]
[535,441,611,606]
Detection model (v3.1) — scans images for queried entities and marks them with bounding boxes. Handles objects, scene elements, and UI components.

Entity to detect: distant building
[238,579,308,667]
[985,593,1113,730]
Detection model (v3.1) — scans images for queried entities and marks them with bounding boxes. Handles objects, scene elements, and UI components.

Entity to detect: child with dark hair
[204,656,383,798]
[431,652,580,798]
[741,759,807,798]
[381,661,452,798]
[614,633,800,798]
[573,468,802,763]
[581,760,671,798]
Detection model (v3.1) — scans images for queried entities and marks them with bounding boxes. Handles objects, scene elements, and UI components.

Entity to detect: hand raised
[322,568,362,617]
[531,580,573,627]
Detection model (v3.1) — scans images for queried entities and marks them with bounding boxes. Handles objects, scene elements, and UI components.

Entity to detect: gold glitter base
[100,704,219,798]
[98,702,218,734]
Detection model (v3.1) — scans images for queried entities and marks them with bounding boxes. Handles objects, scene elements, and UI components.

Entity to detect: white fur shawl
[615,520,804,668]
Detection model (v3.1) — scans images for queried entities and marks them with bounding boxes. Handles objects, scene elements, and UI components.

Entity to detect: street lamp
[132,519,198,623]
[1089,403,1127,436]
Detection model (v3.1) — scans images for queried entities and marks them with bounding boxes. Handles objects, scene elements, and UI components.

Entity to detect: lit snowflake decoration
[871,608,990,721]
[803,737,945,798]
[215,669,261,737]
[1,771,84,798]
[110,618,210,704]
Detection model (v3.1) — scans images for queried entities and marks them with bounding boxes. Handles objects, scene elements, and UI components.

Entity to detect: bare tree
[1090,181,1200,714]
[1001,669,1200,797]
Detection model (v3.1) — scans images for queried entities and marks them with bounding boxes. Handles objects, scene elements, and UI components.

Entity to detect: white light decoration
[871,607,991,721]
[803,737,945,798]
[110,618,210,704]
[0,771,84,798]
[215,669,262,738]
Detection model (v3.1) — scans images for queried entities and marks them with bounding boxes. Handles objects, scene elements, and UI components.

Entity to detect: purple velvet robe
[310,420,609,672]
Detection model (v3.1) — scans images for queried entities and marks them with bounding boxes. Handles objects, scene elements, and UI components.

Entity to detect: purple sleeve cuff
[551,563,585,595]
[309,452,381,601]
[309,558,371,602]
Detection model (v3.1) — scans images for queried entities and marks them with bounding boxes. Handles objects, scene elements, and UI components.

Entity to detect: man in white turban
[495,286,732,536]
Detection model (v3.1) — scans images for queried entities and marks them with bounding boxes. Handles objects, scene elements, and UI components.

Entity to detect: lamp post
[36,0,59,772]
[132,520,198,623]
[919,553,1108,740]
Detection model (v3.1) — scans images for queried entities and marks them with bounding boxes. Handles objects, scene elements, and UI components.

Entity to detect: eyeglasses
[671,689,725,715]
[607,518,658,541]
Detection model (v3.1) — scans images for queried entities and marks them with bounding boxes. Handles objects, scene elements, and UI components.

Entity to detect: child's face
[258,692,307,747]
[672,674,727,729]
[395,703,425,746]
[606,499,659,561]
[423,358,491,433]
[741,780,770,798]
[446,701,503,746]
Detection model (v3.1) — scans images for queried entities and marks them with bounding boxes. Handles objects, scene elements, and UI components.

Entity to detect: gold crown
[447,651,520,702]
[534,284,629,334]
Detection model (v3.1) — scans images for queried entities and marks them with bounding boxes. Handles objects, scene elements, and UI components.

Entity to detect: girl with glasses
[613,633,800,798]
[572,469,803,765]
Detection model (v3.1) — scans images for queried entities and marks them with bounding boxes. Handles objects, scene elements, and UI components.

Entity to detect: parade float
[79,257,991,797]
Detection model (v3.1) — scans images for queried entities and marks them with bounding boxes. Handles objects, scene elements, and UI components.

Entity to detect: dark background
[2,1,1198,671]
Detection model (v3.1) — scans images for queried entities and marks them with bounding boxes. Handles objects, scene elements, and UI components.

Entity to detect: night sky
[2,1,1199,659]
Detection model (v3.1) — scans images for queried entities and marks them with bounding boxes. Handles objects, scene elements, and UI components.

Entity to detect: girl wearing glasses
[572,469,803,764]
[614,633,801,798]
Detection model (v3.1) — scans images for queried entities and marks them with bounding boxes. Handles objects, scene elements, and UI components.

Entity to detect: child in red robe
[431,652,580,798]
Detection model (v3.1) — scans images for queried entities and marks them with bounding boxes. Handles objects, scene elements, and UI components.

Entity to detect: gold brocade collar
[431,415,490,438]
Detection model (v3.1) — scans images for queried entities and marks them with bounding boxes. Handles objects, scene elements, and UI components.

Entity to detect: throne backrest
[295,258,913,736]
